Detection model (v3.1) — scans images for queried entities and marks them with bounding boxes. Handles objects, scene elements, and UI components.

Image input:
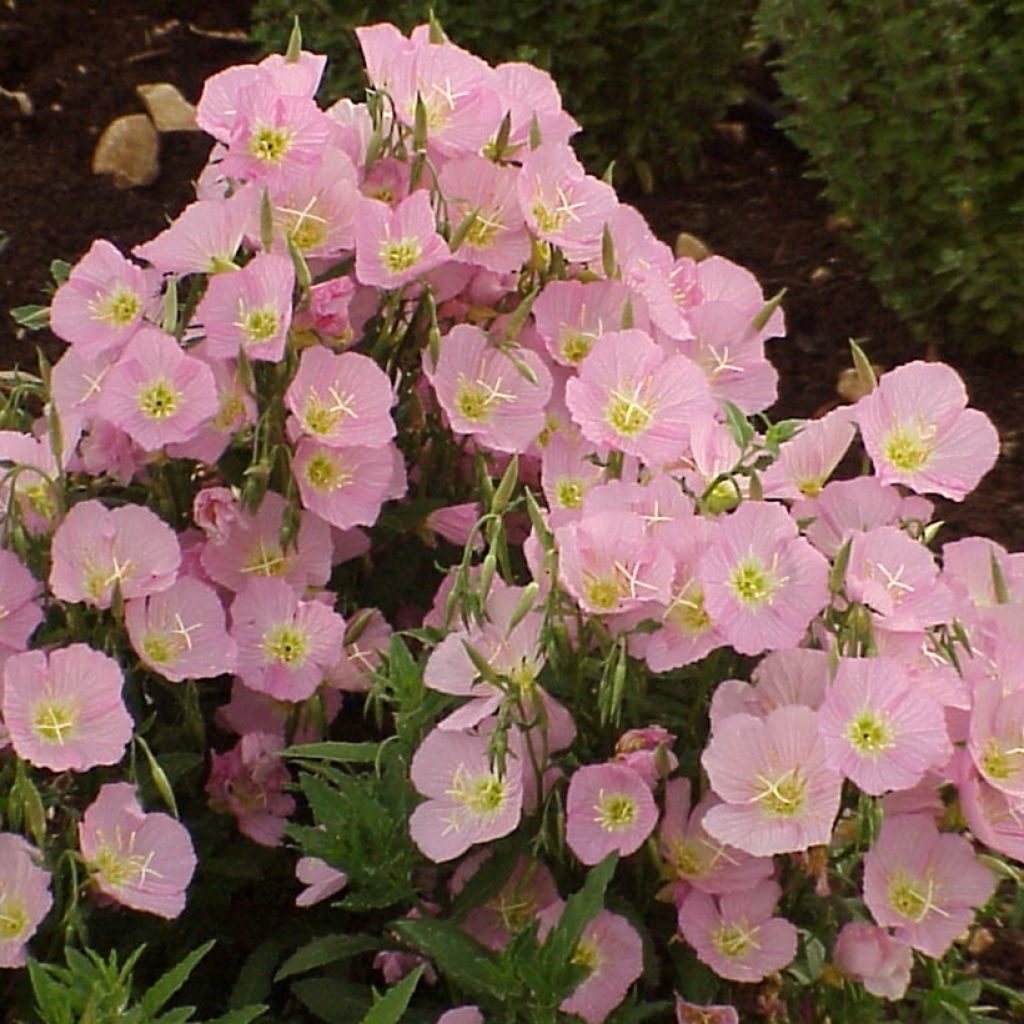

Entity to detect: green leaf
[393,917,511,1001]
[229,939,283,1010]
[291,979,371,1024]
[140,941,215,1017]
[283,741,382,763]
[135,733,179,817]
[50,259,72,285]
[203,1008,267,1024]
[721,400,754,452]
[27,961,74,1024]
[275,935,380,982]
[358,964,424,1024]
[10,304,50,331]
[541,853,618,969]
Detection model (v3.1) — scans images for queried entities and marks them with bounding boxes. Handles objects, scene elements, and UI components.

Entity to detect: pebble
[92,114,160,188]
[136,82,198,132]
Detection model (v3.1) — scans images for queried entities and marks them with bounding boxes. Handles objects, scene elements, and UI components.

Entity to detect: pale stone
[92,114,160,189]
[136,82,198,132]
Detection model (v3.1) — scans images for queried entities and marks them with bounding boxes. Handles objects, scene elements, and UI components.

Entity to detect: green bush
[249,0,755,185]
[757,0,1024,350]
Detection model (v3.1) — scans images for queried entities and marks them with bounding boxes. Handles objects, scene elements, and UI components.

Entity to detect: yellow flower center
[571,938,601,974]
[560,329,596,365]
[604,381,655,438]
[379,238,422,275]
[555,478,585,509]
[846,708,895,757]
[32,698,78,745]
[92,843,159,888]
[754,767,806,818]
[90,286,141,327]
[241,307,279,344]
[446,764,508,824]
[665,583,712,635]
[888,872,941,923]
[712,920,760,959]
[594,791,638,831]
[249,124,293,165]
[0,898,28,940]
[729,557,782,608]
[242,540,288,578]
[882,422,933,473]
[262,624,309,666]
[303,451,352,493]
[138,379,180,420]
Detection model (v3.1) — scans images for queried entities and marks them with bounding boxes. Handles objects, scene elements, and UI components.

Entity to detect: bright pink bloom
[534,279,640,368]
[79,783,196,918]
[761,406,857,499]
[0,834,52,968]
[3,645,132,772]
[295,856,348,908]
[196,251,295,362]
[126,576,236,682]
[50,239,150,357]
[425,324,552,453]
[751,648,830,712]
[49,499,180,609]
[565,329,713,464]
[862,813,995,956]
[675,998,738,1024]
[832,922,913,1000]
[698,501,830,656]
[292,276,358,344]
[855,360,999,501]
[968,678,1024,798]
[565,762,659,865]
[702,705,842,856]
[658,779,774,897]
[199,490,331,594]
[219,81,333,189]
[956,750,1024,862]
[292,439,397,531]
[518,142,618,263]
[207,731,296,846]
[540,432,605,525]
[231,577,345,701]
[49,346,119,460]
[819,657,952,795]
[408,726,524,862]
[133,187,256,275]
[440,155,530,274]
[493,60,579,149]
[103,327,219,451]
[355,192,450,289]
[0,550,42,661]
[286,346,395,448]
[326,608,392,693]
[678,880,797,983]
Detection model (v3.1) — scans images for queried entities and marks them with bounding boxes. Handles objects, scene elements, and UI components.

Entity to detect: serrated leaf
[275,935,380,982]
[358,964,424,1024]
[140,941,215,1016]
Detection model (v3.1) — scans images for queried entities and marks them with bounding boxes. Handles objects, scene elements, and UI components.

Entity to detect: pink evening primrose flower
[819,656,952,795]
[493,60,579,149]
[0,834,52,968]
[408,726,524,863]
[79,783,196,918]
[832,922,913,1001]
[285,345,396,448]
[967,678,1024,799]
[701,705,842,857]
[854,360,999,501]
[760,406,857,500]
[125,576,237,683]
[3,645,133,773]
[698,501,830,656]
[133,187,256,275]
[103,327,220,451]
[49,499,180,609]
[678,880,798,984]
[295,856,348,908]
[0,549,43,661]
[675,997,739,1024]
[565,762,659,865]
[207,731,296,846]
[425,324,553,454]
[565,329,714,465]
[50,239,151,357]
[437,1009,484,1024]
[614,726,678,789]
[231,577,345,702]
[355,192,450,289]
[862,812,996,957]
[196,251,295,362]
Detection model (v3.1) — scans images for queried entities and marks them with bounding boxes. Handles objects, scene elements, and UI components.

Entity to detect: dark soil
[1,0,1022,559]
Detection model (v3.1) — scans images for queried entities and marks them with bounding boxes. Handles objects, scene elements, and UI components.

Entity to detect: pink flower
[295,856,348,908]
[760,406,857,499]
[231,577,345,701]
[425,324,552,454]
[103,327,220,451]
[49,499,180,609]
[408,726,524,862]
[956,751,1024,862]
[50,239,151,357]
[199,490,331,594]
[701,705,842,856]
[0,834,52,968]
[698,501,830,656]
[193,485,241,545]
[614,726,678,789]
[0,430,62,535]
[675,997,738,1024]
[854,360,999,501]
[0,550,42,661]
[678,880,797,983]
[862,813,995,956]
[126,576,236,682]
[968,678,1024,798]
[292,439,398,531]
[533,279,640,367]
[493,60,579,149]
[79,783,196,918]
[833,922,913,1000]
[565,762,659,865]
[565,329,713,464]
[437,1009,483,1024]
[207,732,296,846]
[286,346,396,448]
[819,657,952,795]
[196,252,295,362]
[355,192,450,289]
[3,645,132,772]
[540,432,605,525]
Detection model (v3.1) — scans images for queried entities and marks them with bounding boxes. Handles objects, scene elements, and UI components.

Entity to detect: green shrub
[249,0,755,185]
[757,0,1024,351]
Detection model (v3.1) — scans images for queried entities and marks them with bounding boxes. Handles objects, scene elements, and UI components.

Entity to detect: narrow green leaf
[283,741,381,763]
[203,1007,267,1024]
[135,734,179,817]
[991,546,1011,604]
[275,935,379,982]
[285,16,302,61]
[542,853,618,967]
[721,400,754,452]
[161,276,179,334]
[394,918,510,1000]
[140,941,215,1016]
[751,287,786,331]
[358,964,424,1024]
[848,337,877,395]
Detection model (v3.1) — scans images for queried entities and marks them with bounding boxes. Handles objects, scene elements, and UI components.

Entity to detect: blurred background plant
[756,0,1024,352]
[249,0,756,188]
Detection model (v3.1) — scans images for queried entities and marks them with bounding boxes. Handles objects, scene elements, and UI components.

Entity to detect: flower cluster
[0,17,1014,1024]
